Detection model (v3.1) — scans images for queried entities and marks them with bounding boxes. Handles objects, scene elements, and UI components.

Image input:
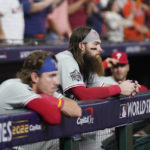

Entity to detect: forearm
[61,97,82,117]
[0,20,5,39]
[49,19,63,37]
[85,2,98,16]
[68,0,85,15]
[29,0,54,13]
[117,19,133,28]
[71,86,121,100]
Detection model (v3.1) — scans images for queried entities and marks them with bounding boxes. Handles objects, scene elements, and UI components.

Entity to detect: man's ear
[31,72,39,83]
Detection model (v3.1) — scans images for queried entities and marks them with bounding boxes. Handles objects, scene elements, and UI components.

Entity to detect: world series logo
[120,104,127,118]
[119,99,150,119]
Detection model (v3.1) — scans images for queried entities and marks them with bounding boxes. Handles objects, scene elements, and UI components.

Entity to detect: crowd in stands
[1,0,150,45]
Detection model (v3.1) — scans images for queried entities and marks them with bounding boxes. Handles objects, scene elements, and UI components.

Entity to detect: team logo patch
[70,69,82,81]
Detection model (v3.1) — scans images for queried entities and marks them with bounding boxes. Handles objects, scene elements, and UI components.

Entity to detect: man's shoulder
[1,78,21,86]
[0,78,29,90]
[56,50,74,61]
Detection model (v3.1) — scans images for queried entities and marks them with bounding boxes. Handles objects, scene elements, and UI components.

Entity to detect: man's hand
[119,80,136,96]
[105,57,118,68]
[118,80,140,97]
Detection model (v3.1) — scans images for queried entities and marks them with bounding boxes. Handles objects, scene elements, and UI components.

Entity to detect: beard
[81,50,104,82]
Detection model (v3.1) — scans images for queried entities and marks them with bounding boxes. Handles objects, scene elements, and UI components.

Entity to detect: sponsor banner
[0,112,42,149]
[0,120,42,143]
[77,107,94,126]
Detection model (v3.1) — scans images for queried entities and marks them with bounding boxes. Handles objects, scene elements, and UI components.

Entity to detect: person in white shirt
[104,0,133,42]
[0,0,24,44]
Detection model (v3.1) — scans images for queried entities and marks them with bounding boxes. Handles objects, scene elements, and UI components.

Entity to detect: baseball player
[0,50,81,125]
[56,26,140,150]
[56,26,139,100]
[97,51,148,91]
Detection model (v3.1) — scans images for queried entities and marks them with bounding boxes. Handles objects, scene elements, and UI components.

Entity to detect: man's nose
[97,46,103,54]
[54,77,60,85]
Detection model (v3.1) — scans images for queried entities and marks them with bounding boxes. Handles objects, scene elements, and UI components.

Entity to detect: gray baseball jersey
[0,78,63,110]
[56,50,104,99]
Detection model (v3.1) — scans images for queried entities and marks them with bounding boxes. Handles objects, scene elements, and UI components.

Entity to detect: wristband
[57,98,64,109]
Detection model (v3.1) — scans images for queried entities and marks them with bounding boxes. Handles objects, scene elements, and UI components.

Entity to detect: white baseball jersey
[0,78,63,110]
[56,50,104,99]
[56,51,114,150]
[0,0,24,44]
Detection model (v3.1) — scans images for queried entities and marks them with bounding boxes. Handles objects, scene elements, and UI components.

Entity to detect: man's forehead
[43,70,58,75]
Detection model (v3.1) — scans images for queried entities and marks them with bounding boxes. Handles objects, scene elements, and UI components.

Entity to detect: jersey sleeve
[57,53,85,92]
[0,79,40,109]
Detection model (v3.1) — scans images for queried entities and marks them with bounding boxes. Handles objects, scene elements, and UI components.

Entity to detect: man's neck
[112,76,126,83]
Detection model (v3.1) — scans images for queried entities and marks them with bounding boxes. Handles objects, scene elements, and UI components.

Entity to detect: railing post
[60,137,80,150]
[117,123,133,150]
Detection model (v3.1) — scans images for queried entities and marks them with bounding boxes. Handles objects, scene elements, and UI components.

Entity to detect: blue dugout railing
[0,41,150,63]
[0,91,150,150]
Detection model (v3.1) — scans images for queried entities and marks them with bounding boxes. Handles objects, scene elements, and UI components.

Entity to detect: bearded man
[56,26,140,150]
[56,26,139,100]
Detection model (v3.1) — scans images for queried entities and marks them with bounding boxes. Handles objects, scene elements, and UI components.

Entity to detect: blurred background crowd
[1,0,150,45]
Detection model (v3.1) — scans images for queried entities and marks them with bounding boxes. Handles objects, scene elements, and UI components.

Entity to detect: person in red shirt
[67,0,97,30]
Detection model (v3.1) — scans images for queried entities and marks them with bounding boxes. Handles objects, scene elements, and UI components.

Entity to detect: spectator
[0,50,82,123]
[98,51,148,91]
[46,0,72,42]
[117,0,127,8]
[67,0,94,30]
[139,0,150,29]
[104,0,134,42]
[19,0,59,40]
[0,0,24,45]
[122,0,150,41]
[0,20,5,44]
[86,0,104,36]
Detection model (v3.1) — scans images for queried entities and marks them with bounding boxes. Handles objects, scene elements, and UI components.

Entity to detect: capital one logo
[76,107,94,126]
[120,104,127,118]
